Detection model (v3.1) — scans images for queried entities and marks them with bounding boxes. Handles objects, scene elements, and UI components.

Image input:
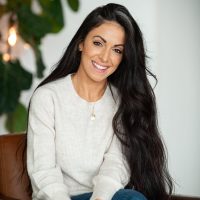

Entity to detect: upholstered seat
[0,133,31,200]
[0,133,199,200]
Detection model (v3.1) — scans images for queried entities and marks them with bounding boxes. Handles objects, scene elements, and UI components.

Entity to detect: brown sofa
[0,134,31,200]
[0,133,199,200]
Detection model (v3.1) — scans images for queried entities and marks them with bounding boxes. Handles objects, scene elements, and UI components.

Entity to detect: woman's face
[78,21,125,83]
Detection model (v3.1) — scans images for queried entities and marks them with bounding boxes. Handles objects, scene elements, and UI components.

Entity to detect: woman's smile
[92,60,108,73]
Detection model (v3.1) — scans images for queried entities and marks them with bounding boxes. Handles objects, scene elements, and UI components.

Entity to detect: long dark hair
[26,3,173,200]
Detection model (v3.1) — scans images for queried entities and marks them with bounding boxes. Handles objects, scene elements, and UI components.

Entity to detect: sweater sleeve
[90,134,130,200]
[27,87,71,200]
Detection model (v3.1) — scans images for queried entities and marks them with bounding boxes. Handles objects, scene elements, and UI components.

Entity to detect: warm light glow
[24,43,30,49]
[3,53,11,62]
[8,27,17,46]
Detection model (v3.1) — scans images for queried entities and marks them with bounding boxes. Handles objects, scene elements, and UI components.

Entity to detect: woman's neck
[71,72,107,102]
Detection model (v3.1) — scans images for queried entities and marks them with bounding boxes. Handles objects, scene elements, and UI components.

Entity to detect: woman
[27,3,173,200]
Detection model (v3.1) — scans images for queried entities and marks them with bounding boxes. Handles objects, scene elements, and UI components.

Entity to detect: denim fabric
[71,192,91,200]
[71,189,147,200]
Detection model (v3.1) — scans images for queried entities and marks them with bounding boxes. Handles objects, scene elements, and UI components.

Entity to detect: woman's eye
[114,48,122,54]
[93,41,102,46]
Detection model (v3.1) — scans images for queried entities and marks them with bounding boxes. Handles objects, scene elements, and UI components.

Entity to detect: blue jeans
[71,189,147,200]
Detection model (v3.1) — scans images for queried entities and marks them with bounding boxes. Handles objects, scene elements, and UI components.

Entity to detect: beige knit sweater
[27,74,130,200]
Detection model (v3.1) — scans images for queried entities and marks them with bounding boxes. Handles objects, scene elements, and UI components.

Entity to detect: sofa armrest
[0,193,19,200]
[0,134,32,200]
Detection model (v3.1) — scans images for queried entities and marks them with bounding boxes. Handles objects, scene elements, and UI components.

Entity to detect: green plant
[0,0,79,133]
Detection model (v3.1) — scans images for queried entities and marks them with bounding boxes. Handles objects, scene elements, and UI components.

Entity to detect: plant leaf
[0,56,32,115]
[38,0,64,33]
[0,5,7,18]
[6,0,31,11]
[5,102,28,133]
[31,43,46,78]
[67,0,79,12]
[17,4,51,43]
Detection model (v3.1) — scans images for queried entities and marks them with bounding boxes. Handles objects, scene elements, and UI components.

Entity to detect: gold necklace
[72,74,107,121]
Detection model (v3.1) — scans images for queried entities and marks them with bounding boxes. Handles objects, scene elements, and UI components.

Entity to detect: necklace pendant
[90,113,96,121]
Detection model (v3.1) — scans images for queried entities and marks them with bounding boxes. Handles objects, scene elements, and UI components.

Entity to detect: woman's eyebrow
[93,35,107,43]
[93,35,124,47]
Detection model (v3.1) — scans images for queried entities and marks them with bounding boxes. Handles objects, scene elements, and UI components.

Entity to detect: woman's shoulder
[31,75,69,102]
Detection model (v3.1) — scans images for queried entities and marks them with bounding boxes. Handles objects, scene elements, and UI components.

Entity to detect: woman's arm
[90,134,130,200]
[27,87,71,200]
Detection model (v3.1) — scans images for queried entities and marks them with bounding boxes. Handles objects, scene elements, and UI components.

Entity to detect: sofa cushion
[0,134,31,200]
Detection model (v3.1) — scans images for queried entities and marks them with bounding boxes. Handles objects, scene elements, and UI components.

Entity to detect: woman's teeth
[93,61,108,70]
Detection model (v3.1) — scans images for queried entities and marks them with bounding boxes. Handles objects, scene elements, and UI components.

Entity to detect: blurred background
[0,0,199,197]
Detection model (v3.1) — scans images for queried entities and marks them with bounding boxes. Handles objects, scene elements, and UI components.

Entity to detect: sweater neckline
[67,73,110,106]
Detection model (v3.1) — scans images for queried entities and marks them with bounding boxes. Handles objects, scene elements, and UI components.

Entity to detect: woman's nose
[100,48,110,63]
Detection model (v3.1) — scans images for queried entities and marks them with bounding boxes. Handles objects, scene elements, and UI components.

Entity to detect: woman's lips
[92,61,108,73]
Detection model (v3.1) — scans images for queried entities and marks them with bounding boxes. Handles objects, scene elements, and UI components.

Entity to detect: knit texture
[27,74,130,200]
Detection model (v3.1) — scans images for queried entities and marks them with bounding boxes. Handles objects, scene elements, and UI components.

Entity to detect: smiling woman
[73,21,125,101]
[26,3,173,200]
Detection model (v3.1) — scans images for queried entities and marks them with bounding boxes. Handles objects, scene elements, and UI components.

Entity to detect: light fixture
[8,26,17,46]
[0,13,18,62]
[2,52,10,62]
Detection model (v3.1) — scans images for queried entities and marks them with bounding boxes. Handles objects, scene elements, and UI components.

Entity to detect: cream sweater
[27,74,130,200]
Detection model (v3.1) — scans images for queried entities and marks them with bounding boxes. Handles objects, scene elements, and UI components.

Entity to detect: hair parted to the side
[26,3,173,199]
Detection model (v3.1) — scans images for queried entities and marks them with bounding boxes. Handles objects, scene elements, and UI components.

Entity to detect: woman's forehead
[86,21,125,44]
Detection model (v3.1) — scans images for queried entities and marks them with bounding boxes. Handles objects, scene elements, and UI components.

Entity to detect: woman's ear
[79,42,83,51]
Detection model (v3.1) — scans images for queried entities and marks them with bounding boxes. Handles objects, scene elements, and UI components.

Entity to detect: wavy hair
[27,3,173,200]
